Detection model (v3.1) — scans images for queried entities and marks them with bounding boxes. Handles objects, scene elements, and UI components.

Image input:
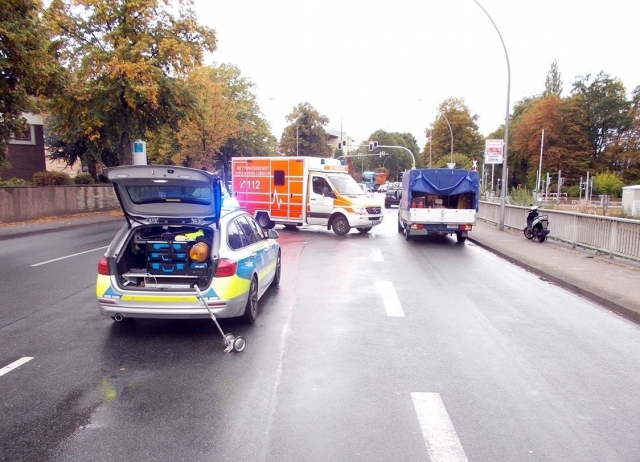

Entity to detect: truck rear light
[215,259,237,277]
[410,224,424,230]
[458,225,472,231]
[98,257,111,275]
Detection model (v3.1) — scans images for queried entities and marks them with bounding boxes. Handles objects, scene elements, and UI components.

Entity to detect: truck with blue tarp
[397,168,480,243]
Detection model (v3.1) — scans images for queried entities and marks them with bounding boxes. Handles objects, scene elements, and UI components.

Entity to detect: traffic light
[338,140,346,151]
[368,141,378,152]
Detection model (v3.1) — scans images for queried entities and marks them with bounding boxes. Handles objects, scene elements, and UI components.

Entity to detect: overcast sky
[193,0,639,149]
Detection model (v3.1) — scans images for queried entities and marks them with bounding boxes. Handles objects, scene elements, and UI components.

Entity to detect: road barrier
[479,201,640,262]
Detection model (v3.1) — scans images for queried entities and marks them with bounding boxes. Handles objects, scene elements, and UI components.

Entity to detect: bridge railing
[478,201,640,262]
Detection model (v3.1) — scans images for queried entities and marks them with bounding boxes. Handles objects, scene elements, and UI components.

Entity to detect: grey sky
[194,0,639,149]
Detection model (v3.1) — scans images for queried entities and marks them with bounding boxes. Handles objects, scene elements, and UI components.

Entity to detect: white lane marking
[371,248,384,262]
[0,357,34,377]
[31,246,108,267]
[377,280,405,317]
[411,392,469,462]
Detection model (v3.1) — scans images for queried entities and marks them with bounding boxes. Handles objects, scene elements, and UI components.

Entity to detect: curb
[0,214,124,241]
[468,236,640,324]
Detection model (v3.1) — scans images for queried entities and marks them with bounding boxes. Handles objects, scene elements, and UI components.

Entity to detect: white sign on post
[484,139,504,164]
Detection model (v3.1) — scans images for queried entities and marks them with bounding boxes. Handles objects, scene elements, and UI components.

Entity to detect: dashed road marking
[377,280,405,317]
[371,248,384,262]
[0,357,34,377]
[411,392,468,462]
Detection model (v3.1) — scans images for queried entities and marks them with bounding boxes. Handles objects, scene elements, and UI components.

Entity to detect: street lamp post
[441,113,454,164]
[473,0,510,231]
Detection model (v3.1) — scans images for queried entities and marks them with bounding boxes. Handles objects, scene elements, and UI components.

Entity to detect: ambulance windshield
[327,173,364,195]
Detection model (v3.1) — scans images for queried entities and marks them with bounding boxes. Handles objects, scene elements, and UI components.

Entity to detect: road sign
[484,139,504,164]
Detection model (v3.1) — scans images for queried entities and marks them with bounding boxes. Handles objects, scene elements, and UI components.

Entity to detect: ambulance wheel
[456,232,466,243]
[241,276,259,324]
[256,213,274,229]
[356,227,370,233]
[332,216,350,235]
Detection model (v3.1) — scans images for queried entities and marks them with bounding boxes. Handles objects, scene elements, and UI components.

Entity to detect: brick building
[2,113,80,181]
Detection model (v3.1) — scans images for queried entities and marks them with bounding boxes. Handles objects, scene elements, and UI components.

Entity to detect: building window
[10,125,36,145]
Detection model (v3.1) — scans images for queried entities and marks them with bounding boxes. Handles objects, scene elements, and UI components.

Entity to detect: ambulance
[231,156,384,235]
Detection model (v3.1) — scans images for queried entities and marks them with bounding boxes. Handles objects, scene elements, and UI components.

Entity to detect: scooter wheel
[523,227,534,240]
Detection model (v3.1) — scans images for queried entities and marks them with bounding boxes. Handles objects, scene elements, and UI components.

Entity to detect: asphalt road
[1,209,640,461]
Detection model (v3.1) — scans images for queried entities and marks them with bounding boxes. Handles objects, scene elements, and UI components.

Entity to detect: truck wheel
[331,216,350,235]
[385,202,390,208]
[397,219,403,233]
[404,226,412,241]
[257,213,274,229]
[456,232,467,243]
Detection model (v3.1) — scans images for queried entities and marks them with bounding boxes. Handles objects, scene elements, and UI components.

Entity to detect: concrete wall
[0,185,119,223]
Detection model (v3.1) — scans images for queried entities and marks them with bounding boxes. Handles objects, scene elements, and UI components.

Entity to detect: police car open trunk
[105,165,222,291]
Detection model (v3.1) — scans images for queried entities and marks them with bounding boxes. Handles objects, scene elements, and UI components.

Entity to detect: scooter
[523,205,550,243]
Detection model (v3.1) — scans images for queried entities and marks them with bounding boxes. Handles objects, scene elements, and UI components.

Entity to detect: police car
[96,165,280,324]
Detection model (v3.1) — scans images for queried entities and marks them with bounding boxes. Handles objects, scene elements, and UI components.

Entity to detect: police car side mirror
[267,229,279,240]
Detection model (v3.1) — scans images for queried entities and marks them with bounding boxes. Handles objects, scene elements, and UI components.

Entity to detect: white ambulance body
[232,156,383,235]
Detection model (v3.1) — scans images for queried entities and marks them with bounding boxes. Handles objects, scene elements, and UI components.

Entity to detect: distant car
[385,186,402,208]
[377,185,388,193]
[96,165,281,324]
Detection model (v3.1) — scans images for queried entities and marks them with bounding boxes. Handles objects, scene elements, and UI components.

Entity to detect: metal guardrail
[478,201,640,262]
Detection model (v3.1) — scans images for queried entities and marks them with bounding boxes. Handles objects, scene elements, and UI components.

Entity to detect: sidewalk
[1,211,638,324]
[0,210,125,240]
[469,220,640,324]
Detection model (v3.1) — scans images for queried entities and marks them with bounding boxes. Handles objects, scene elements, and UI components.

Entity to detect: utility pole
[537,129,544,196]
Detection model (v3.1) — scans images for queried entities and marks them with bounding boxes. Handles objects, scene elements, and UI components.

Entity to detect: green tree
[544,60,563,97]
[361,130,418,178]
[571,72,631,169]
[281,103,331,158]
[0,0,65,170]
[45,0,216,166]
[426,98,484,168]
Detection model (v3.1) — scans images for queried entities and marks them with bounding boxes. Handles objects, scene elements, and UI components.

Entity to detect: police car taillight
[215,259,237,277]
[98,257,111,275]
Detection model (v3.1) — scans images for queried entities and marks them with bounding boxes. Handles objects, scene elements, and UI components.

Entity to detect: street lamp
[441,112,454,165]
[473,0,511,231]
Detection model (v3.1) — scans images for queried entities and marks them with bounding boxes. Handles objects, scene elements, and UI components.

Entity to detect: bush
[566,185,581,198]
[593,171,624,197]
[32,171,72,186]
[73,173,95,184]
[0,177,32,186]
[507,186,535,206]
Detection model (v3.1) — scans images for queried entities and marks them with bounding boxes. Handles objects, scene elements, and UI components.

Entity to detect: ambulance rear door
[269,158,304,223]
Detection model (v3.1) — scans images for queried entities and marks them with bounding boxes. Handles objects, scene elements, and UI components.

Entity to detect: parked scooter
[523,205,550,242]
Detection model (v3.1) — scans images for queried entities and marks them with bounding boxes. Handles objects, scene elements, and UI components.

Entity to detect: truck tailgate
[410,208,476,224]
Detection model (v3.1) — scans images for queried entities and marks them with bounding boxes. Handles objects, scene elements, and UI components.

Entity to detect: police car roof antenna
[194,285,246,353]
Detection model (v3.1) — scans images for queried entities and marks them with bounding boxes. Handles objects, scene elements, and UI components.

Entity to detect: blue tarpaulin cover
[402,168,480,210]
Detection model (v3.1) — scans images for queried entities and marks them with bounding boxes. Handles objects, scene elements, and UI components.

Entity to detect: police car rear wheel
[242,276,259,324]
[272,251,281,286]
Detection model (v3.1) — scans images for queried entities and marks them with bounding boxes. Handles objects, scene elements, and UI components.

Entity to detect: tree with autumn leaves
[508,66,640,191]
[44,0,217,167]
